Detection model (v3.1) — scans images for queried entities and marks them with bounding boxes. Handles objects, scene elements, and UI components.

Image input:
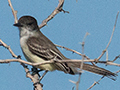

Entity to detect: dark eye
[28,22,33,25]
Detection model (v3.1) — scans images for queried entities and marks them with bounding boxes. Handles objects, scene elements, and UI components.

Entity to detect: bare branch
[39,70,48,81]
[56,43,98,67]
[76,32,90,90]
[56,44,90,60]
[96,11,119,61]
[31,67,43,90]
[39,0,65,29]
[1,58,120,67]
[0,39,18,58]
[20,63,43,90]
[0,59,94,65]
[8,0,18,23]
[116,69,120,74]
[112,55,120,62]
[87,76,104,90]
[99,61,120,67]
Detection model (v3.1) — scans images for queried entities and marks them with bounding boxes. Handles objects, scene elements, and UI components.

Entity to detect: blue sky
[0,0,120,90]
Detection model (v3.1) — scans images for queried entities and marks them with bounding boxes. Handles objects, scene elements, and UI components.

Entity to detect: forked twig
[39,0,66,29]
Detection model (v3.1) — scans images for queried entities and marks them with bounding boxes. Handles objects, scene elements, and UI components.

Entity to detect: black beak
[13,23,23,27]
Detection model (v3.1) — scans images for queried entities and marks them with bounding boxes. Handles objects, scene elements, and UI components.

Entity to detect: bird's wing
[27,36,75,74]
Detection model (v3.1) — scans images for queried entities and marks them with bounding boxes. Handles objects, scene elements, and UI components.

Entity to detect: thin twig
[76,33,89,90]
[76,74,81,90]
[39,70,48,81]
[0,39,18,58]
[56,44,98,66]
[115,69,120,74]
[112,55,120,62]
[96,11,119,61]
[100,61,120,67]
[8,0,18,23]
[76,32,90,90]
[106,50,108,62]
[39,0,65,29]
[56,44,90,60]
[87,76,104,90]
[81,32,90,65]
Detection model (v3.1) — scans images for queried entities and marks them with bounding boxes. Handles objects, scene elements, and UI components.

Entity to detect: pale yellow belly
[20,39,56,71]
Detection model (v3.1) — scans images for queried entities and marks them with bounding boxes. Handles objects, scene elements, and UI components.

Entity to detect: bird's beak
[13,23,23,27]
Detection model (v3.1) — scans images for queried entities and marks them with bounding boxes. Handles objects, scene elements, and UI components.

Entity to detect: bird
[13,15,117,80]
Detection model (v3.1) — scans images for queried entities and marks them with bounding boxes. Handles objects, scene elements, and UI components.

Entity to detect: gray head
[14,16,39,31]
[14,16,40,38]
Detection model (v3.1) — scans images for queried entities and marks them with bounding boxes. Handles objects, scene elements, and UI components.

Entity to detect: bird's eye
[28,22,33,25]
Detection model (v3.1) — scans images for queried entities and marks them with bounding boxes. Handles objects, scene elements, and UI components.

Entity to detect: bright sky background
[0,0,120,90]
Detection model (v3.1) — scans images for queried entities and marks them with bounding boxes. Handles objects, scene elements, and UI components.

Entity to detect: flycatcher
[14,16,116,80]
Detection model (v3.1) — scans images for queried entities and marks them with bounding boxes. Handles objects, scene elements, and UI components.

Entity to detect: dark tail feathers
[68,62,117,80]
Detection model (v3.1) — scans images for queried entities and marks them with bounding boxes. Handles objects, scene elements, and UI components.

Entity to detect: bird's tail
[67,62,117,80]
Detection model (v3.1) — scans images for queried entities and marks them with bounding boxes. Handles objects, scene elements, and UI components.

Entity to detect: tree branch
[0,39,18,58]
[87,76,104,90]
[39,0,66,29]
[96,11,119,61]
[56,44,90,60]
[8,0,18,23]
[0,58,120,67]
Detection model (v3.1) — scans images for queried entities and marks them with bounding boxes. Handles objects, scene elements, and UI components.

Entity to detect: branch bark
[96,11,119,61]
[39,0,65,29]
[8,0,18,23]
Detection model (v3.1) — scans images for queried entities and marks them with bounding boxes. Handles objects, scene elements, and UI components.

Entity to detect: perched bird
[14,16,116,80]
